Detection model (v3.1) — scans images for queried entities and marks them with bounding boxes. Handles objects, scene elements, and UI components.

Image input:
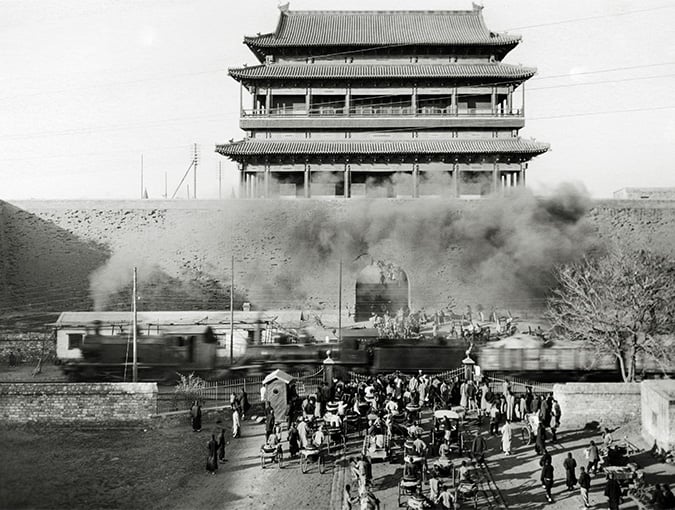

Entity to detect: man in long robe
[206,434,218,474]
[500,420,513,455]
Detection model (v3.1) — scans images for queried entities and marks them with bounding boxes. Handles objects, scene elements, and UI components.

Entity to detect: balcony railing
[242,106,523,117]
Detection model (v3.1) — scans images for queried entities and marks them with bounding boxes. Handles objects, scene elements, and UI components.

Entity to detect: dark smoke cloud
[259,183,602,309]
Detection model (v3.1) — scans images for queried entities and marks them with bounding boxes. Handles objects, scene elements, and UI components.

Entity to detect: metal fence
[157,368,325,413]
[484,373,554,396]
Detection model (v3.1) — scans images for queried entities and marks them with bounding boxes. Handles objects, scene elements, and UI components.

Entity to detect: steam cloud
[256,183,602,310]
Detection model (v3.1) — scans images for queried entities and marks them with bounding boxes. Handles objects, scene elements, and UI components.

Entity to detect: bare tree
[547,248,675,382]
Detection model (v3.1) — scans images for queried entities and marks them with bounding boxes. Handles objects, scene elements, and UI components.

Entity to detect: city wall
[1,199,675,319]
[0,382,157,424]
[553,382,642,430]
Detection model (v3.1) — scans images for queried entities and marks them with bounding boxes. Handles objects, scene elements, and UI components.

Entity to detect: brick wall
[0,333,55,363]
[641,380,675,450]
[0,382,157,424]
[553,383,641,430]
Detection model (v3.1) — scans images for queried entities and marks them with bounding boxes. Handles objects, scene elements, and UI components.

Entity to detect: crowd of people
[190,369,672,509]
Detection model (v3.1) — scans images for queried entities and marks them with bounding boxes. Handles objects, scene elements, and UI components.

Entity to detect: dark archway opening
[355,264,409,322]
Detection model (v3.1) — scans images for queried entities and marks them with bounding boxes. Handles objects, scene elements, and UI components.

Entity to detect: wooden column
[451,87,458,115]
[412,86,418,116]
[344,163,350,198]
[412,163,419,198]
[520,163,526,187]
[345,86,351,116]
[304,164,310,198]
[507,85,513,115]
[265,88,271,115]
[252,87,257,111]
[264,166,270,198]
[305,87,311,115]
[453,162,460,197]
[491,87,497,115]
[492,162,499,193]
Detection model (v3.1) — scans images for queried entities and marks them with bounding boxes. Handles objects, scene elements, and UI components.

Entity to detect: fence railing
[158,368,325,413]
[485,373,554,396]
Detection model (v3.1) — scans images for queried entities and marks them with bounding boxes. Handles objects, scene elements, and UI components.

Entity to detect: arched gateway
[355,263,409,322]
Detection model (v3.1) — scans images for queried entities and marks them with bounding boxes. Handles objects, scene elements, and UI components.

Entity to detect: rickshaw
[325,420,347,454]
[260,444,284,469]
[398,461,424,507]
[521,413,539,445]
[344,411,367,438]
[363,431,391,462]
[454,482,479,509]
[431,409,464,455]
[300,445,326,474]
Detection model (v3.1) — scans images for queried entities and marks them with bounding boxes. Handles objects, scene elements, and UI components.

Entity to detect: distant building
[613,187,675,200]
[217,5,549,198]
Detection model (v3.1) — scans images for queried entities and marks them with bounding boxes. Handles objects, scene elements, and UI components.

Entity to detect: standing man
[578,466,591,508]
[541,457,554,504]
[605,473,622,510]
[501,420,513,455]
[265,401,275,441]
[563,452,577,490]
[587,440,600,475]
[190,400,202,432]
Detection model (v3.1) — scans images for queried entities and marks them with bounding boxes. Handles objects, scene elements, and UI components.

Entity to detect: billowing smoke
[88,250,161,310]
[253,183,602,310]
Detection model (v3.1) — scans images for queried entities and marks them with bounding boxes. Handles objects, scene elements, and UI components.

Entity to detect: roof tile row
[216,138,550,157]
[245,9,521,48]
[229,63,536,81]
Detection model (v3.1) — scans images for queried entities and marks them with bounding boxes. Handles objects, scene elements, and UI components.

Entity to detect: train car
[61,326,217,382]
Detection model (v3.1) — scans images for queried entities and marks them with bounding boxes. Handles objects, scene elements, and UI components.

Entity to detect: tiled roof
[245,8,521,48]
[216,138,549,157]
[229,63,535,81]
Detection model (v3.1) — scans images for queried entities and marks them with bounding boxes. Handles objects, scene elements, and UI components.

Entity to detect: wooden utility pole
[193,143,198,199]
[338,259,342,342]
[230,255,235,364]
[132,267,138,382]
[140,154,144,199]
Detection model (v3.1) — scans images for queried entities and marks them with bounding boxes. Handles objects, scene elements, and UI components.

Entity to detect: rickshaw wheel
[260,454,266,469]
[397,482,403,507]
[319,454,325,474]
[278,452,283,469]
[301,456,308,474]
[520,427,531,445]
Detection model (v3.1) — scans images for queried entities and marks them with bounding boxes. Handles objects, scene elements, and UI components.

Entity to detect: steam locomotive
[61,328,674,383]
[61,327,218,383]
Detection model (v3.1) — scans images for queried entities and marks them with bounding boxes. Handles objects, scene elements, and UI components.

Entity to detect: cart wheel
[521,427,531,445]
[260,455,265,469]
[398,483,403,507]
[278,452,283,469]
[319,455,325,474]
[301,456,308,474]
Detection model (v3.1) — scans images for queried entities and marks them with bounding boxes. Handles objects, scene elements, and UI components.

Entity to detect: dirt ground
[0,416,230,510]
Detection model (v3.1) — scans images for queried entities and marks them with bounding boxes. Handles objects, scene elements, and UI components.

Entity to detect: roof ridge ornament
[278,2,290,13]
[472,2,484,11]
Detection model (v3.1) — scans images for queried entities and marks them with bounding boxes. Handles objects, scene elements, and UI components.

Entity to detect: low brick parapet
[553,382,641,429]
[0,382,157,424]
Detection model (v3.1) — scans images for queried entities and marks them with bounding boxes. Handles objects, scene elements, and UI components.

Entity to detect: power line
[530,61,675,81]
[504,4,675,31]
[527,104,675,121]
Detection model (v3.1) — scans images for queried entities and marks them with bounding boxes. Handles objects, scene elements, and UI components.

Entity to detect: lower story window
[68,333,83,350]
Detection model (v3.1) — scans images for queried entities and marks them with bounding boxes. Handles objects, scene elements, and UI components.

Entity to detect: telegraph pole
[132,267,138,382]
[230,255,234,364]
[140,154,144,199]
[338,259,342,342]
[193,143,198,199]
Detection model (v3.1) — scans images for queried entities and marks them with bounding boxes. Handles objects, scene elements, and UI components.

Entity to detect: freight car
[61,326,217,382]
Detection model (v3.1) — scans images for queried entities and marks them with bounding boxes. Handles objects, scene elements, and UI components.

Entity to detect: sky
[1,0,675,200]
